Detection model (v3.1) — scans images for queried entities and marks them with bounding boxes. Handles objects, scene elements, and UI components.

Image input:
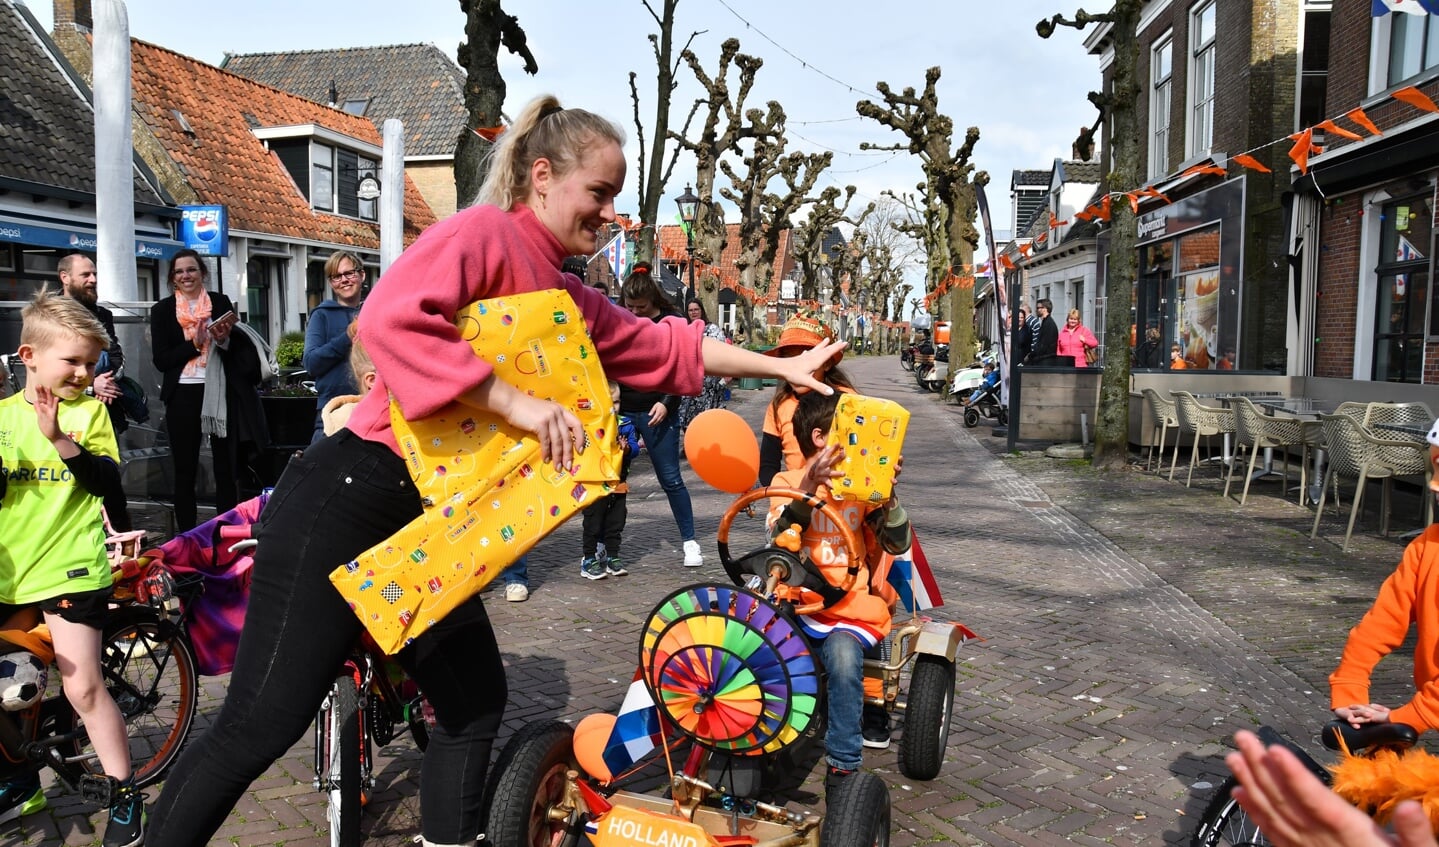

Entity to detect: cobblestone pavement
[9,355,1424,846]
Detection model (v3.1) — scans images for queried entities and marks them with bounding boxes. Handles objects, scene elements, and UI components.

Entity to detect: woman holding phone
[150,248,269,529]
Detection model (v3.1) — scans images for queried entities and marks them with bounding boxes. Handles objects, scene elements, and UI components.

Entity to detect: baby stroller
[959,378,1006,428]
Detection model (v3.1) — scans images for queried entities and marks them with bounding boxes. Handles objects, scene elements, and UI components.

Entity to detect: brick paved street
[8,355,1423,846]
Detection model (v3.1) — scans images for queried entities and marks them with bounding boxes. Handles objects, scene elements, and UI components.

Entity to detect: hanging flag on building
[1372,0,1439,15]
[600,233,629,280]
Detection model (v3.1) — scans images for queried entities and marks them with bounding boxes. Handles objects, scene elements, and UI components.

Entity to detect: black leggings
[148,430,509,846]
[164,383,235,530]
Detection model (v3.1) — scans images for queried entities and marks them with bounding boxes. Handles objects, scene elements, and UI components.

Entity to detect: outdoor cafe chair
[1225,396,1305,506]
[1309,413,1432,552]
[1141,388,1179,472]
[1170,390,1236,488]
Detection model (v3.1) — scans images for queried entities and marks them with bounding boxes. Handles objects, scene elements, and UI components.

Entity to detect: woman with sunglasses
[303,251,367,443]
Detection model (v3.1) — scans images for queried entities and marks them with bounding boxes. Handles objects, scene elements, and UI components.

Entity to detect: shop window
[1373,194,1432,383]
[1150,35,1173,179]
[1188,1,1216,158]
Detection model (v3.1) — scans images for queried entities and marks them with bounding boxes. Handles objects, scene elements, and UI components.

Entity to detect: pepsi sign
[179,205,229,256]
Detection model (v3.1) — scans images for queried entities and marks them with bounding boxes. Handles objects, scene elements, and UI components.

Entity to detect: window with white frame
[1188,1,1216,158]
[1150,35,1173,179]
[1382,12,1439,89]
[311,142,335,213]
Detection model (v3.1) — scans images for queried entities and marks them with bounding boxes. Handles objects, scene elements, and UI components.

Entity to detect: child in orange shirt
[1329,421,1439,734]
[767,390,911,799]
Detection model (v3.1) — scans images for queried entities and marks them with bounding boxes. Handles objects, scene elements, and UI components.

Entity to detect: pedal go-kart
[480,411,980,847]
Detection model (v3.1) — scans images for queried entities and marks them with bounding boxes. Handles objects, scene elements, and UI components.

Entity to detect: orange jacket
[1330,525,1439,733]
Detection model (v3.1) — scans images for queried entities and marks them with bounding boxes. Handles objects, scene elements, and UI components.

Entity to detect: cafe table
[1256,398,1337,506]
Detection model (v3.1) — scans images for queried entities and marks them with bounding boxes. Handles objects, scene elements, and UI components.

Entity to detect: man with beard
[57,254,125,433]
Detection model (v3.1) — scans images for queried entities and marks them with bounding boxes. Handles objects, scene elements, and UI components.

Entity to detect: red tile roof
[129,39,435,246]
[655,222,797,299]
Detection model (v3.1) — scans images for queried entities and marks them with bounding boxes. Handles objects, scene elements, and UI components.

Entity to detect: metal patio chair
[1141,388,1179,472]
[1170,391,1235,488]
[1225,396,1306,506]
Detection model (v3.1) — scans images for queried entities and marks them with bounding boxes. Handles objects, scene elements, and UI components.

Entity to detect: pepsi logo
[193,217,220,242]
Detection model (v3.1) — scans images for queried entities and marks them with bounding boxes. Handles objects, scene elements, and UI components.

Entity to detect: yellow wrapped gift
[826,393,909,504]
[330,289,622,653]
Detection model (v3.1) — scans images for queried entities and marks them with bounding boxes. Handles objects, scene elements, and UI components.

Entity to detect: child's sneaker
[103,784,145,847]
[580,555,608,580]
[0,772,45,825]
[861,704,891,749]
[682,539,703,567]
[605,557,628,577]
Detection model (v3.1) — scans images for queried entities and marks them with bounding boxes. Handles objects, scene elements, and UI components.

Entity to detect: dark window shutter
[337,149,359,217]
[272,140,310,197]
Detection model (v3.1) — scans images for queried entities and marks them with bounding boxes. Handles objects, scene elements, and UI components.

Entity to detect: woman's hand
[648,402,668,426]
[502,392,584,471]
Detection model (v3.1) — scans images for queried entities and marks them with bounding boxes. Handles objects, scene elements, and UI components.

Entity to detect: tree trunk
[454,1,536,211]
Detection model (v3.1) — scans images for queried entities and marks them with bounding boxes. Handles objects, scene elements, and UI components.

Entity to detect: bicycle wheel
[1190,776,1269,847]
[319,674,364,847]
[67,608,199,786]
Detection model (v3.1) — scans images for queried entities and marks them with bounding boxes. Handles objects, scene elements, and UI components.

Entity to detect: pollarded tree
[1038,3,1142,470]
[790,186,871,303]
[857,67,982,370]
[454,1,537,210]
[672,39,771,323]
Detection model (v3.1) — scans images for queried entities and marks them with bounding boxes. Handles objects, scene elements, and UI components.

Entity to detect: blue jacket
[302,299,359,432]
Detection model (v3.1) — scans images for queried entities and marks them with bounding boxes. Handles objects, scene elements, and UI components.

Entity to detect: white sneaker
[682,540,703,567]
[505,583,529,602]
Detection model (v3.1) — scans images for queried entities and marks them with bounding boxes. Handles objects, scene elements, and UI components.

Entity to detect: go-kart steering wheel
[716,485,864,615]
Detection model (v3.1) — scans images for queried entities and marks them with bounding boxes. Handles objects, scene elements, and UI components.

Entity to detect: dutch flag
[1372,0,1439,15]
[885,532,944,612]
[600,670,662,776]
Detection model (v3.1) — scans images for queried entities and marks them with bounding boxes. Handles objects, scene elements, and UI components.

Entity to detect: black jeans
[148,430,509,846]
[164,383,235,530]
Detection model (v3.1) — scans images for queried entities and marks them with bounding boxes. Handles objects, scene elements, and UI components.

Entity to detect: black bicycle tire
[1190,776,1268,847]
[66,608,199,787]
[324,674,363,847]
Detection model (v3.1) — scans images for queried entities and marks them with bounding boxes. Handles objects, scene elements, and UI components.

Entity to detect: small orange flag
[1049,218,1069,228]
[1180,164,1228,178]
[1392,86,1439,114]
[472,125,506,142]
[1141,187,1171,203]
[1075,209,1095,222]
[1232,154,1271,174]
[1097,195,1113,222]
[1017,242,1034,256]
[1000,255,1016,270]
[1315,119,1363,141]
[1345,108,1382,137]
[1126,192,1141,214]
[1287,129,1322,175]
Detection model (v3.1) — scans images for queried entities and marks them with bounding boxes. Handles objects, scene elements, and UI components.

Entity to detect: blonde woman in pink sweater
[1056,308,1099,368]
[147,95,844,847]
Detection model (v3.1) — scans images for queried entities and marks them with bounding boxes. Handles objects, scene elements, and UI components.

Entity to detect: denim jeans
[627,413,695,541]
[820,631,866,772]
[148,430,508,846]
[504,554,529,587]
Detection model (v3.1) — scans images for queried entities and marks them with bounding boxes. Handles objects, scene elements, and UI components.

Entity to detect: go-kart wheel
[821,770,890,846]
[963,407,979,428]
[896,656,955,780]
[717,486,864,614]
[480,720,582,847]
[998,406,1009,426]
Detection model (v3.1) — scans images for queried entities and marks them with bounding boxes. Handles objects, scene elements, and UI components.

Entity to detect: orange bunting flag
[1017,242,1033,256]
[1180,164,1228,179]
[1140,187,1171,203]
[1049,218,1069,228]
[472,124,506,142]
[1097,195,1112,222]
[1074,209,1095,222]
[1034,232,1048,246]
[1345,108,1382,137]
[1314,119,1363,141]
[1392,86,1439,114]
[999,255,1016,270]
[1287,129,1323,175]
[1231,154,1271,174]
[1126,192,1141,214]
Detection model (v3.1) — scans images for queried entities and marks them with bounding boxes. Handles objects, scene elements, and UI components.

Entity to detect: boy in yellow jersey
[0,288,142,846]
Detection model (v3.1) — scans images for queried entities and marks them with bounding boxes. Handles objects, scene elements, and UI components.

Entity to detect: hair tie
[632,262,652,275]
[539,105,564,121]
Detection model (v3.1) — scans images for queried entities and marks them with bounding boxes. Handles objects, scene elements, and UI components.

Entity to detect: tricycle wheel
[998,407,1009,426]
[820,770,890,846]
[480,720,582,847]
[963,407,979,428]
[897,656,955,780]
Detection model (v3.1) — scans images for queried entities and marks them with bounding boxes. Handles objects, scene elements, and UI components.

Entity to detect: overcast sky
[25,0,1101,259]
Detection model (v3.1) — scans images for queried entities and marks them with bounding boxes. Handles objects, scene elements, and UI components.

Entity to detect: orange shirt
[763,385,857,473]
[1330,525,1439,733]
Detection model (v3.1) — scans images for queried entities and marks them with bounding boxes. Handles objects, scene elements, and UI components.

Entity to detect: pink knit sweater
[347,204,704,452]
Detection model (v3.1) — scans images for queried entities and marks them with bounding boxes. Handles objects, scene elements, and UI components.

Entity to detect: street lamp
[675,184,699,304]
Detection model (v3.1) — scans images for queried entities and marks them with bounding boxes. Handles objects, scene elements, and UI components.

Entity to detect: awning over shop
[0,216,182,260]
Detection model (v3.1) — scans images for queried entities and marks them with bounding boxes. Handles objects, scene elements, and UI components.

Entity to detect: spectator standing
[1055,308,1099,368]
[677,299,727,433]
[619,266,704,568]
[58,254,126,436]
[303,251,365,443]
[1025,299,1059,365]
[1135,327,1162,368]
[150,249,269,530]
[1015,306,1035,363]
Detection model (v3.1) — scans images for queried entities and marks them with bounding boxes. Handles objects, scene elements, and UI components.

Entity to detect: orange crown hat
[764,311,835,357]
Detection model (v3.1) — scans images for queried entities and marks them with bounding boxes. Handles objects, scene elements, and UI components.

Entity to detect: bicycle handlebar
[218,524,253,540]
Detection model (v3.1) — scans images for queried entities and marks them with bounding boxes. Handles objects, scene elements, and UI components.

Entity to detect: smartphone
[209,311,237,335]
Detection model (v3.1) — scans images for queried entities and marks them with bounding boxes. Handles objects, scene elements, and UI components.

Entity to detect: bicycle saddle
[1322,719,1419,754]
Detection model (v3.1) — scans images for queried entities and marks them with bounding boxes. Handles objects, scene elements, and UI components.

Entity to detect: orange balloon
[683,409,759,494]
[572,713,616,783]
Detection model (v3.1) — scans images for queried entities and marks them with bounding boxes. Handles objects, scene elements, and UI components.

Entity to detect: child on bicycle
[766,390,912,801]
[579,380,638,580]
[0,288,144,845]
[1329,419,1439,735]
